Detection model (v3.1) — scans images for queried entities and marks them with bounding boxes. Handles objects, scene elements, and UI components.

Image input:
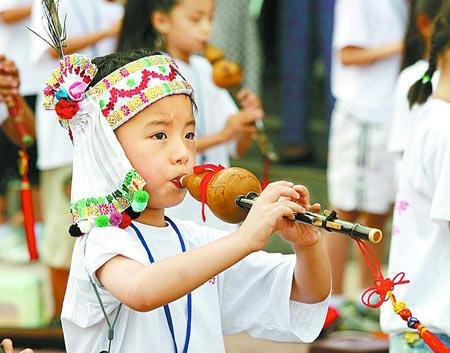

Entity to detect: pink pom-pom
[109,211,122,227]
[68,81,88,101]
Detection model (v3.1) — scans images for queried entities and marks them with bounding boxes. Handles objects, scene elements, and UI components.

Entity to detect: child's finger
[1,339,13,353]
[260,184,300,203]
[293,185,310,207]
[309,203,321,213]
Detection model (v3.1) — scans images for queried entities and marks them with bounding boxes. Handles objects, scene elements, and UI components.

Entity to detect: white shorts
[327,104,395,214]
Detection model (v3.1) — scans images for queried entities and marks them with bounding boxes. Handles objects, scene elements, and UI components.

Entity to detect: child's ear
[151,10,171,35]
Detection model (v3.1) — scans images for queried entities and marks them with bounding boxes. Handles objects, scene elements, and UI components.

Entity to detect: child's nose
[170,139,190,165]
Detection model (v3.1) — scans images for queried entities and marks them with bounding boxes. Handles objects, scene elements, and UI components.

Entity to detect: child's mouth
[171,175,185,189]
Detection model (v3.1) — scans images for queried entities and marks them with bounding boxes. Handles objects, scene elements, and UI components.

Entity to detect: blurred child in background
[117,0,264,230]
[327,0,408,331]
[388,0,442,185]
[381,1,450,350]
[30,0,123,321]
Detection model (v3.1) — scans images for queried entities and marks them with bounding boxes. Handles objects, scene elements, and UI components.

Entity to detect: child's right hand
[0,55,20,101]
[238,181,305,252]
[222,108,263,142]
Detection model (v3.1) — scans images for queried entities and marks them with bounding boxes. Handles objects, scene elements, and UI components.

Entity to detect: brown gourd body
[182,167,261,223]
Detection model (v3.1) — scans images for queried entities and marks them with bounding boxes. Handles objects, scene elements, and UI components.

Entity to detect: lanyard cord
[89,278,123,353]
[130,217,192,353]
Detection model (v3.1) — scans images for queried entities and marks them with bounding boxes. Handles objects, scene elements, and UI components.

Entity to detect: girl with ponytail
[381,1,450,351]
[388,0,442,182]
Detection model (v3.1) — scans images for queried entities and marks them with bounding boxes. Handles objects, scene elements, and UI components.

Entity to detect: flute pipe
[235,195,382,244]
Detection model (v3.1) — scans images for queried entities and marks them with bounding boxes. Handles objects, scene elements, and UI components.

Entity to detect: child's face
[156,0,215,59]
[115,94,196,210]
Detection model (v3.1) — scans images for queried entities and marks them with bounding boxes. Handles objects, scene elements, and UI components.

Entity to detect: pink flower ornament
[68,81,88,102]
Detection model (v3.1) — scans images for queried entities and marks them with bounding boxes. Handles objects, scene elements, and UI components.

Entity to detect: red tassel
[260,157,271,190]
[420,329,450,353]
[18,150,38,261]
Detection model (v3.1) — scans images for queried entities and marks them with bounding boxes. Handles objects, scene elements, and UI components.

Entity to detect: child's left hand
[237,89,263,111]
[277,185,322,248]
[0,55,20,101]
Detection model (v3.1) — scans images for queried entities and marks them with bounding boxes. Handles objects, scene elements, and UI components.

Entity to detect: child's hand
[222,108,263,141]
[1,338,33,353]
[236,89,263,111]
[239,181,306,252]
[276,185,322,248]
[0,55,19,101]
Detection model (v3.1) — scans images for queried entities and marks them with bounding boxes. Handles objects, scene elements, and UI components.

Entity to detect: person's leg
[358,211,390,289]
[280,0,313,156]
[324,209,360,296]
[49,267,70,317]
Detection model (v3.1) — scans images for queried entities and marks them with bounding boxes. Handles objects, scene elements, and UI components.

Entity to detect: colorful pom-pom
[131,200,147,213]
[69,224,83,237]
[119,213,132,229]
[78,220,92,234]
[133,190,149,203]
[109,211,123,226]
[124,207,140,220]
[95,215,110,227]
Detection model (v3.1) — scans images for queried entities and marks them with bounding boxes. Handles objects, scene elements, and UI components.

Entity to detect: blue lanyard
[130,217,192,353]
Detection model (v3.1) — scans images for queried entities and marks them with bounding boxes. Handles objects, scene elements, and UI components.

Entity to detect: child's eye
[152,132,167,140]
[185,132,195,140]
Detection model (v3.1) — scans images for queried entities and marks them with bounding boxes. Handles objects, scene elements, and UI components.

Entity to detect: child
[117,0,263,230]
[380,1,450,350]
[388,0,442,175]
[40,47,331,353]
[327,0,408,329]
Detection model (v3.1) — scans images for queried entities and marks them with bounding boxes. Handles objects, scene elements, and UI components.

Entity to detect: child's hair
[89,48,155,87]
[407,0,450,108]
[401,0,443,70]
[117,0,179,52]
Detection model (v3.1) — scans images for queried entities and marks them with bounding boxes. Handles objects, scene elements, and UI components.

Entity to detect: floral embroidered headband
[43,53,195,236]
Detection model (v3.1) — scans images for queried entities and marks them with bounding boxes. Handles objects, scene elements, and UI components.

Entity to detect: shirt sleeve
[429,140,450,222]
[333,0,370,50]
[219,251,329,343]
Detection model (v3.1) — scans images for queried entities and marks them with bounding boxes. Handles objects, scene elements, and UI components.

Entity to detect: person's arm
[1,96,35,145]
[48,19,122,59]
[340,42,403,66]
[0,56,35,145]
[97,181,306,312]
[276,186,331,303]
[1,338,33,353]
[195,109,260,153]
[0,5,32,23]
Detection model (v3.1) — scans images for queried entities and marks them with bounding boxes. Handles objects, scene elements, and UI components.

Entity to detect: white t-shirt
[380,98,450,336]
[165,55,238,231]
[62,219,329,353]
[30,0,123,170]
[0,0,39,96]
[388,60,440,154]
[331,0,407,124]
[0,103,7,126]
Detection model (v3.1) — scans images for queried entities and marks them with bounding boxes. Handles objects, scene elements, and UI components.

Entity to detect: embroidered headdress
[38,2,194,236]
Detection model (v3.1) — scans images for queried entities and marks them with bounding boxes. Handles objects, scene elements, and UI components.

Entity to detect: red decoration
[119,213,132,229]
[55,98,79,120]
[193,164,225,222]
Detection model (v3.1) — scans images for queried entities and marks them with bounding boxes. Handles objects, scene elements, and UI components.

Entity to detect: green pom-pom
[22,135,34,146]
[95,215,110,227]
[134,190,149,203]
